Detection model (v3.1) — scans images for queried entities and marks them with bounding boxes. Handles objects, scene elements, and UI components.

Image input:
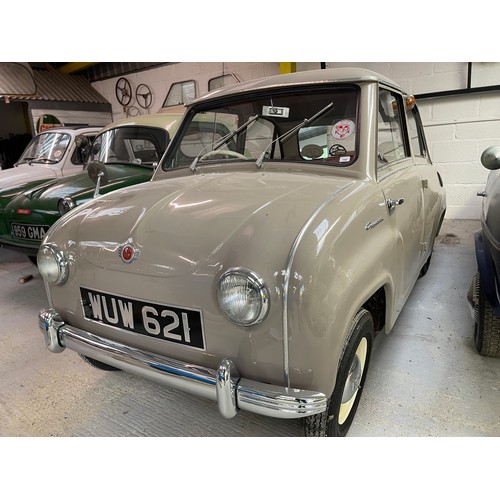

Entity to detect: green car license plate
[11,222,50,240]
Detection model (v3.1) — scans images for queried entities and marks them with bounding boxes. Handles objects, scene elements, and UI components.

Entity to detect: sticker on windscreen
[262,106,290,118]
[332,119,355,140]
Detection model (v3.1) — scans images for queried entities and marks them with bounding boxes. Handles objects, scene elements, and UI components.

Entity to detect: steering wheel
[329,144,347,157]
[199,149,247,161]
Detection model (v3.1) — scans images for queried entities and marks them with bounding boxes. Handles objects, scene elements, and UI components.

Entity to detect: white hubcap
[338,337,367,425]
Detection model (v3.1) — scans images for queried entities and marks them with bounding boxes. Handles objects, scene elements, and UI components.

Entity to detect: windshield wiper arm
[29,157,58,165]
[256,102,334,168]
[190,114,259,171]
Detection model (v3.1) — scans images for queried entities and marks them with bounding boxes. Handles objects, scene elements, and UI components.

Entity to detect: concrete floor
[0,219,499,437]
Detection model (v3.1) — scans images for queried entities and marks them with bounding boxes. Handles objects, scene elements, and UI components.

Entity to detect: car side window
[407,106,430,161]
[377,89,408,170]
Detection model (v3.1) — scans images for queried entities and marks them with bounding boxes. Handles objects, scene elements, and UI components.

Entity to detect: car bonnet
[52,169,354,278]
[0,163,57,190]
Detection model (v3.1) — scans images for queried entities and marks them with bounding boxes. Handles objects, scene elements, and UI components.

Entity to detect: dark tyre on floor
[79,354,121,371]
[418,254,432,278]
[472,272,500,357]
[304,308,374,437]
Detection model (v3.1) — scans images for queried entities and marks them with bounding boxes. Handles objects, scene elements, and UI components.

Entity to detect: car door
[406,103,443,250]
[376,87,425,313]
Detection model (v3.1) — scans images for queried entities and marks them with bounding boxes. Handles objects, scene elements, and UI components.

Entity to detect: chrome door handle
[387,198,405,212]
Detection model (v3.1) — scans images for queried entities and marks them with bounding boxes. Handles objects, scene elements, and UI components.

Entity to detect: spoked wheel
[304,308,374,437]
[79,354,121,371]
[472,272,500,357]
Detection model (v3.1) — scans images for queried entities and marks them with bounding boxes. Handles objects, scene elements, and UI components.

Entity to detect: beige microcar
[38,68,446,437]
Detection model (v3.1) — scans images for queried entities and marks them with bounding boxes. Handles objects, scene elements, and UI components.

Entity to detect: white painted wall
[92,61,500,220]
[91,62,280,120]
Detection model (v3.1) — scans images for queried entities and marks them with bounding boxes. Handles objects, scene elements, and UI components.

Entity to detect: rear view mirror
[75,135,91,163]
[0,62,37,96]
[481,146,500,171]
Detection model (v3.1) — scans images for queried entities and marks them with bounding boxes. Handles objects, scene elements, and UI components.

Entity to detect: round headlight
[58,196,75,216]
[37,243,69,285]
[217,268,270,326]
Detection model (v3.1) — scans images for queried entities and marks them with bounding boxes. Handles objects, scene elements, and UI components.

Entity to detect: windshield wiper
[190,114,259,171]
[28,157,59,165]
[256,102,334,168]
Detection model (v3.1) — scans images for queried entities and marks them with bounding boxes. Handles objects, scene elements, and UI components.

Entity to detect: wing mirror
[87,160,109,198]
[481,146,500,171]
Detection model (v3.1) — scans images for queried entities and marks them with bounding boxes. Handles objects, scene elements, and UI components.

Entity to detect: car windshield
[163,86,359,170]
[91,126,169,168]
[18,131,71,165]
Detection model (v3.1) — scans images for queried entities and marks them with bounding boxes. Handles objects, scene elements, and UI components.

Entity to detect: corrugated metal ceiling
[6,63,173,104]
[11,70,109,104]
[47,62,171,82]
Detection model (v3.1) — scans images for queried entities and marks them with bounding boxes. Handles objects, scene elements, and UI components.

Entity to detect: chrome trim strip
[365,217,384,230]
[282,181,355,387]
[38,308,327,419]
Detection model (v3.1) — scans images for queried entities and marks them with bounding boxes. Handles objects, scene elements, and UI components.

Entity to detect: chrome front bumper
[38,308,327,420]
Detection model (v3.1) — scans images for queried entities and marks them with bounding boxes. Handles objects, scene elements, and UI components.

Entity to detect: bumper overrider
[38,308,327,419]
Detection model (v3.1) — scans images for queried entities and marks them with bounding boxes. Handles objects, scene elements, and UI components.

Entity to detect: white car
[0,126,101,192]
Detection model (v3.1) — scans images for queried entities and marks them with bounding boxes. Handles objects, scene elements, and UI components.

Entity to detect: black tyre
[304,308,374,437]
[418,254,431,278]
[79,354,121,371]
[473,273,500,357]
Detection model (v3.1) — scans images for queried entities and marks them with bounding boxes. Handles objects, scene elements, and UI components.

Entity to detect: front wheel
[79,354,121,371]
[304,308,374,437]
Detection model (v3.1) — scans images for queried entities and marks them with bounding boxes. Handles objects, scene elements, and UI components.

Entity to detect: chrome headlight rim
[37,242,69,285]
[58,196,75,216]
[217,267,270,327]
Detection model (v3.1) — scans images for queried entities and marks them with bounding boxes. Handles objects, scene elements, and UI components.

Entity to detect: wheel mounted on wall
[136,84,153,109]
[115,77,132,106]
[471,272,500,357]
[304,308,374,437]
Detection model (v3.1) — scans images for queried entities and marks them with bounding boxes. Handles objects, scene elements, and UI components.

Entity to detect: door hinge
[422,179,429,189]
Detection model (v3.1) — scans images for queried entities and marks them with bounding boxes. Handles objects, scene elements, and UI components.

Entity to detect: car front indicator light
[58,196,75,216]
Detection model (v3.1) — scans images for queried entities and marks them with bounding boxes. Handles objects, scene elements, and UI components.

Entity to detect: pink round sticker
[332,119,355,140]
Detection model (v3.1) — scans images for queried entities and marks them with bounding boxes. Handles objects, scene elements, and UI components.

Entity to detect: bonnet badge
[119,240,140,263]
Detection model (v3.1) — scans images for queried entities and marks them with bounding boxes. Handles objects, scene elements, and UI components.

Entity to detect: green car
[0,111,184,262]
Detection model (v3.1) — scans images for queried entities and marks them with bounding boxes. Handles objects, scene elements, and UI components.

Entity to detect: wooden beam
[57,62,97,74]
[280,62,296,74]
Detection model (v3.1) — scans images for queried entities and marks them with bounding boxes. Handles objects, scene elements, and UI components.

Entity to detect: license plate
[11,222,50,240]
[80,287,205,350]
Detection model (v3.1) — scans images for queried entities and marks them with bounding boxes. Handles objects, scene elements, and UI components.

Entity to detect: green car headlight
[37,243,69,285]
[58,196,75,216]
[217,267,270,326]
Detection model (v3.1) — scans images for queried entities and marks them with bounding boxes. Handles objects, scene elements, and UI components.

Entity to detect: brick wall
[329,62,500,219]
